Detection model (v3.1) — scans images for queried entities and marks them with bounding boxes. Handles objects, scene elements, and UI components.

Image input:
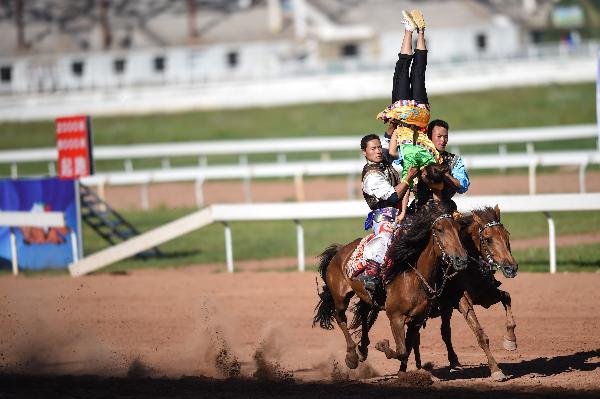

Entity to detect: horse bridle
[431,214,455,268]
[478,220,505,272]
[410,213,460,300]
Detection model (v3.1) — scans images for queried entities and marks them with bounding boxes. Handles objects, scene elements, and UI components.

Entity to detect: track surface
[1,270,599,398]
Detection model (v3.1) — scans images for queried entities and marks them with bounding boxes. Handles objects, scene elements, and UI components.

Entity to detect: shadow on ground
[2,371,599,399]
[432,349,600,381]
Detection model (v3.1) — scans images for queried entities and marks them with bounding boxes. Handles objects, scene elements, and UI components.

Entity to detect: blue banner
[0,178,80,270]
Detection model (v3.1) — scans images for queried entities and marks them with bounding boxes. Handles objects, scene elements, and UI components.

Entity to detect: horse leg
[458,296,508,382]
[390,314,409,374]
[357,306,379,362]
[412,327,422,370]
[498,290,517,351]
[333,293,360,369]
[440,305,462,370]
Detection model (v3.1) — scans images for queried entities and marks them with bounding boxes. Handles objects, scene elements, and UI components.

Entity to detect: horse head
[430,208,468,272]
[467,205,518,278]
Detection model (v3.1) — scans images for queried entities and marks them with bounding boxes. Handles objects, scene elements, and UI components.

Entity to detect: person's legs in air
[410,11,428,105]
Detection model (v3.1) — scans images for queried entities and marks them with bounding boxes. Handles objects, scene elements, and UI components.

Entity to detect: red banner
[55,115,94,179]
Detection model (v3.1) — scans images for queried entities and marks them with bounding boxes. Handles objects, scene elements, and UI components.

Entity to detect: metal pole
[161,158,170,169]
[10,228,18,276]
[544,211,556,274]
[295,220,305,272]
[223,222,234,273]
[10,163,17,179]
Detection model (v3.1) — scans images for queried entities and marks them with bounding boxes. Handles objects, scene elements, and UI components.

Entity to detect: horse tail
[312,244,342,330]
[317,244,341,282]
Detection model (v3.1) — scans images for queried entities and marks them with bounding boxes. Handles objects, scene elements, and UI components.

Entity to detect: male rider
[409,119,470,212]
[359,134,417,301]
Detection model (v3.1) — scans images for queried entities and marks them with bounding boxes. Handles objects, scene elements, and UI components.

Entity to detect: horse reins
[409,214,460,301]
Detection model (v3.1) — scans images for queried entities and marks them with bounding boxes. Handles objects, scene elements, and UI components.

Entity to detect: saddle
[345,233,375,279]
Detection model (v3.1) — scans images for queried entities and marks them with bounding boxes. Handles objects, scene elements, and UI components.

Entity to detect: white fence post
[70,230,79,263]
[499,144,507,173]
[295,220,305,272]
[579,161,588,193]
[294,171,305,202]
[224,222,234,273]
[10,228,18,276]
[544,211,557,274]
[141,183,150,210]
[528,160,537,195]
[195,178,205,208]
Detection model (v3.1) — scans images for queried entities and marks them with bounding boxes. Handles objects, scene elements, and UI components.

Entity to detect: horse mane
[458,206,499,230]
[458,206,500,252]
[385,201,454,281]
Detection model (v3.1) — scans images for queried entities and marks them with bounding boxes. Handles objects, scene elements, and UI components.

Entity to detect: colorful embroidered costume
[377,100,441,184]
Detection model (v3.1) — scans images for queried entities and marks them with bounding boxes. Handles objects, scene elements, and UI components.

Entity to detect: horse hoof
[357,347,368,362]
[503,337,517,351]
[449,363,463,373]
[345,352,359,369]
[491,371,510,382]
[375,339,390,353]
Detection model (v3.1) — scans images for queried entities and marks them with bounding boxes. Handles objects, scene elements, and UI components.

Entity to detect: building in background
[0,0,595,119]
[0,0,526,93]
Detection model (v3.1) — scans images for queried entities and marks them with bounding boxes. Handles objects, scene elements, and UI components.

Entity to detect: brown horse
[400,205,518,381]
[313,201,468,374]
[434,206,518,381]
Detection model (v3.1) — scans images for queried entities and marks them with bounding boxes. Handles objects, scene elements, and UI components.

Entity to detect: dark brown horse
[435,206,518,381]
[399,205,518,381]
[313,201,468,374]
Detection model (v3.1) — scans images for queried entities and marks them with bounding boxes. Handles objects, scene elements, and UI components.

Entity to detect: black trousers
[391,49,428,104]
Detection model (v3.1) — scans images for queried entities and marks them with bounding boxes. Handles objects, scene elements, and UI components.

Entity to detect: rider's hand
[406,167,419,181]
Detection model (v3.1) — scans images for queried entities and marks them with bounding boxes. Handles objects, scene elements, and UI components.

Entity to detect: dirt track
[1,269,599,398]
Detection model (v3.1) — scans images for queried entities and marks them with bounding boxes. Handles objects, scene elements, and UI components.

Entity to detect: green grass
[0,82,596,177]
[512,243,600,272]
[0,82,595,148]
[2,208,598,276]
[81,208,600,273]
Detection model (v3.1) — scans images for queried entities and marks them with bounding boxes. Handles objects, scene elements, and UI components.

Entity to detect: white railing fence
[68,193,600,277]
[1,124,596,177]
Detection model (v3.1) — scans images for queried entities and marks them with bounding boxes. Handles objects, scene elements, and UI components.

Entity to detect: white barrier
[68,193,600,277]
[74,149,600,209]
[0,124,596,177]
[0,211,68,275]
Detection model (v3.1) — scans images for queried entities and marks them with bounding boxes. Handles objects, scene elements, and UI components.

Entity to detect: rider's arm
[362,167,418,206]
[397,191,410,223]
[388,126,399,158]
[448,156,470,194]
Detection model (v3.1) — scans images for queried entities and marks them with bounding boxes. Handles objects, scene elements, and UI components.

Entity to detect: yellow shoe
[401,10,417,32]
[410,9,426,31]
